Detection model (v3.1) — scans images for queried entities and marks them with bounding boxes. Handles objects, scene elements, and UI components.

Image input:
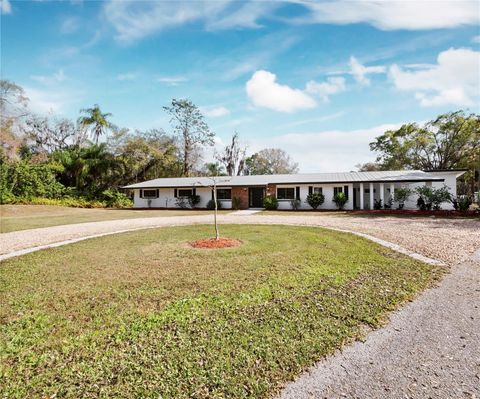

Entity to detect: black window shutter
[211,190,214,200]
[308,186,313,195]
[140,189,143,198]
[296,187,300,200]
[156,189,159,198]
[344,186,349,199]
[174,189,177,197]
[192,188,196,196]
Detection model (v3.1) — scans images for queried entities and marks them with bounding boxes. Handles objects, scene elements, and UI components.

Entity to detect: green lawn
[0,225,441,398]
[0,205,230,233]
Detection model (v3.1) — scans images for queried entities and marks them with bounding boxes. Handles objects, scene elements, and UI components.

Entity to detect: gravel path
[1,214,479,265]
[278,257,480,399]
[0,214,213,256]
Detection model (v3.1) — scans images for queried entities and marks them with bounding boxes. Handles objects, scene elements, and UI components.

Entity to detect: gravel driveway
[1,213,479,264]
[278,257,480,399]
[1,212,479,398]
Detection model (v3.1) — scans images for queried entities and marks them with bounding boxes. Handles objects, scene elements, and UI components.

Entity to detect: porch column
[359,183,364,209]
[390,183,395,203]
[379,183,385,207]
[369,183,374,210]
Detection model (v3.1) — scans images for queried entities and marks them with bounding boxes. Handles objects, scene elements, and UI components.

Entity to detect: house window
[142,189,158,199]
[333,187,343,196]
[216,189,231,200]
[313,187,323,194]
[277,187,295,200]
[178,189,193,197]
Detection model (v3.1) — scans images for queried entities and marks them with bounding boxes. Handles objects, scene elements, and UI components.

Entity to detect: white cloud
[23,87,68,114]
[0,0,11,14]
[246,70,316,113]
[116,73,136,81]
[389,48,480,107]
[206,1,279,30]
[305,77,346,102]
[103,1,479,42]
[348,56,385,86]
[201,106,230,118]
[104,0,277,42]
[157,76,188,86]
[279,111,345,129]
[246,123,401,172]
[60,17,79,34]
[472,35,480,43]
[296,0,480,30]
[30,69,66,84]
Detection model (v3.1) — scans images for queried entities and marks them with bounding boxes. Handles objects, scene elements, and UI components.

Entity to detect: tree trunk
[183,141,191,176]
[213,185,219,240]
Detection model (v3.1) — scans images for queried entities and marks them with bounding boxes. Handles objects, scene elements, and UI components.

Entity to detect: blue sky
[2,0,479,171]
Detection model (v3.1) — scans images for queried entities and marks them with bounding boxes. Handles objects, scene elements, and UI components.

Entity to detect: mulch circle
[189,238,242,249]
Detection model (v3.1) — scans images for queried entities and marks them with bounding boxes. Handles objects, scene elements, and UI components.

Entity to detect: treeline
[357,110,480,195]
[2,79,477,208]
[0,80,298,207]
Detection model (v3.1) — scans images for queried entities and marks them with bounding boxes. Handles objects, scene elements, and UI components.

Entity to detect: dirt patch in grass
[190,237,242,249]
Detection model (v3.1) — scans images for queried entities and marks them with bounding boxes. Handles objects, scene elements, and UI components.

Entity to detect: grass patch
[0,205,230,233]
[0,225,442,398]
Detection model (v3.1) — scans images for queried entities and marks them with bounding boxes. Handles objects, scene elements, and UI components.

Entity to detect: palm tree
[53,144,118,195]
[78,104,114,144]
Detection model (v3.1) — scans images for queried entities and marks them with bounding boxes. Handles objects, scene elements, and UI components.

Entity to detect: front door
[249,187,265,208]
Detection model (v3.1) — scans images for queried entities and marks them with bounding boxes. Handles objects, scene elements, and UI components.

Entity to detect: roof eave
[122,177,446,189]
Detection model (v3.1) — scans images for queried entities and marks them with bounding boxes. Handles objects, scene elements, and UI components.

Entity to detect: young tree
[78,104,115,144]
[163,99,215,176]
[245,148,299,175]
[196,177,230,240]
[215,131,246,176]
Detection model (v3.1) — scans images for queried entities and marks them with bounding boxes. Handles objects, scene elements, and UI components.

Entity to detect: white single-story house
[123,169,465,210]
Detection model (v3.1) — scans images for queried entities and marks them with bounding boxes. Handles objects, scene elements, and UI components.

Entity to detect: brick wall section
[266,184,276,198]
[231,186,249,209]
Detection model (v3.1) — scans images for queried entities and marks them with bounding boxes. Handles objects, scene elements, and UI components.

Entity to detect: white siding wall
[392,180,455,210]
[131,172,458,210]
[134,187,207,208]
[133,187,226,208]
[402,182,424,210]
[432,177,455,210]
[276,184,354,210]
